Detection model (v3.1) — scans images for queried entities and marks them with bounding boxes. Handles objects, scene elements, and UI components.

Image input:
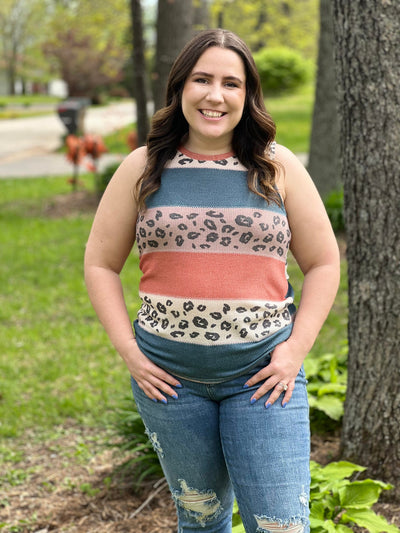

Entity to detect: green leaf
[303,357,320,377]
[341,509,400,533]
[335,525,353,533]
[311,396,344,420]
[339,480,385,509]
[310,501,326,520]
[320,461,366,480]
[310,516,326,530]
[321,519,339,533]
[317,384,346,396]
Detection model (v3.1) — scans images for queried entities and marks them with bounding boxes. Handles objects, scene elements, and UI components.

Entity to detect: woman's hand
[123,339,182,404]
[243,339,306,408]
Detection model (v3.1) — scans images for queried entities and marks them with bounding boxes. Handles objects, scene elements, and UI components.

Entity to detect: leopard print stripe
[136,206,290,260]
[137,293,293,346]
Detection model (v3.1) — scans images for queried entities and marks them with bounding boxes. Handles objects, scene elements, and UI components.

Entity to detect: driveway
[0,101,137,178]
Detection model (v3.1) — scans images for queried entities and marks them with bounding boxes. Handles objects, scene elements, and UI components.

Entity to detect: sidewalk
[0,151,125,178]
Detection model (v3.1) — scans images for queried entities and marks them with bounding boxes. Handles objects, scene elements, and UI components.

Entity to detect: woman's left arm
[245,144,341,407]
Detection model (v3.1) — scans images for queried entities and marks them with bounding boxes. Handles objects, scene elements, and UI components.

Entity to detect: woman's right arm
[84,147,182,402]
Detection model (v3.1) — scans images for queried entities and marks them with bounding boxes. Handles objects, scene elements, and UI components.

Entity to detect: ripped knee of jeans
[172,479,223,526]
[255,516,307,533]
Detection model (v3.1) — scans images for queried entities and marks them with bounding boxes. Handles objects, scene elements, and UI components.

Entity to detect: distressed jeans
[130,354,310,533]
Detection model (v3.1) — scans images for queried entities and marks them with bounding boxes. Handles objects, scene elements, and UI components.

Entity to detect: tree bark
[153,0,194,111]
[193,0,210,31]
[130,0,149,146]
[332,0,400,498]
[308,0,340,199]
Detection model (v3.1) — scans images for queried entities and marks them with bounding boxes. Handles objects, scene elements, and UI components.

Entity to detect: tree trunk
[332,0,400,498]
[153,0,194,111]
[193,0,210,31]
[130,0,149,146]
[308,0,340,199]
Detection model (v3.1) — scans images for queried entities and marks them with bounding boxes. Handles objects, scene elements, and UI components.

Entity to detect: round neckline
[179,145,234,161]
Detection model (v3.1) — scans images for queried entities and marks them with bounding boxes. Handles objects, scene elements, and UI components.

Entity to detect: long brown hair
[136,29,280,210]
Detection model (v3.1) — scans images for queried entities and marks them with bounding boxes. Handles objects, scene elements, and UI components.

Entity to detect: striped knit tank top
[133,145,296,383]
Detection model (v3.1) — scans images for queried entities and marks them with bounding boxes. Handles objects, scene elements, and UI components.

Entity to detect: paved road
[0,101,136,178]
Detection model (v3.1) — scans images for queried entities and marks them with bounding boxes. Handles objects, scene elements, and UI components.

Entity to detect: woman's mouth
[200,110,226,118]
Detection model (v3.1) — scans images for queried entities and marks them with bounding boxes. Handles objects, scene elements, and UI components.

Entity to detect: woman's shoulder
[124,145,148,169]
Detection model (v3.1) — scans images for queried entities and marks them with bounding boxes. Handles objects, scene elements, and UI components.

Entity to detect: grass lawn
[267,84,314,153]
[0,176,142,442]
[0,173,346,447]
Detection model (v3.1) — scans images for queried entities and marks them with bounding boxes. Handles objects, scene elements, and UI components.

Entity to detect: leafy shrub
[304,345,348,430]
[324,188,345,232]
[254,46,312,94]
[309,461,399,532]
[232,461,399,533]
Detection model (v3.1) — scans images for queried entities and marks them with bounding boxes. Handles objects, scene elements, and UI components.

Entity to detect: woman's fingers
[133,359,182,403]
[244,361,298,408]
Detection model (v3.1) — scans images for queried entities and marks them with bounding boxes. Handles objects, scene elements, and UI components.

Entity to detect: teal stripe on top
[146,168,285,214]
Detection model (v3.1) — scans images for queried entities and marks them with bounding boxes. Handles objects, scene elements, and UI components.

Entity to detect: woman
[85,29,340,533]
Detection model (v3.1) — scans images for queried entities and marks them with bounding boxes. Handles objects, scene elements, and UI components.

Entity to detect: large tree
[153,0,194,111]
[308,0,340,199]
[332,0,400,497]
[130,0,149,146]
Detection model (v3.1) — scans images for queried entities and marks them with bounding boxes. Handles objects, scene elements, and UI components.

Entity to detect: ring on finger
[277,381,288,391]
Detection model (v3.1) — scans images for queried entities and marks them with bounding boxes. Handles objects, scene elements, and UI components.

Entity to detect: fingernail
[172,394,178,399]
[282,402,287,408]
[265,402,271,409]
[175,383,183,388]
[152,398,157,403]
[243,383,249,389]
[161,398,168,404]
[250,397,257,404]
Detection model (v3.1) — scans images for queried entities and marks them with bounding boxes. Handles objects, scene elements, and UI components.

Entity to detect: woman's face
[181,46,246,154]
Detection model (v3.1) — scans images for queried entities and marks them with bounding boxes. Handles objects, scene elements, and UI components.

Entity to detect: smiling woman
[84,29,340,533]
[181,47,246,154]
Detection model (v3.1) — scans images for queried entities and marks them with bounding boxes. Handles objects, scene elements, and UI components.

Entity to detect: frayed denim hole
[172,479,223,526]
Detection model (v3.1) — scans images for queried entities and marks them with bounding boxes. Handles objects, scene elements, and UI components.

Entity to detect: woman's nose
[206,83,224,103]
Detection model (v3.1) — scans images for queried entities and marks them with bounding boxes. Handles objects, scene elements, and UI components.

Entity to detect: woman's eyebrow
[190,71,244,84]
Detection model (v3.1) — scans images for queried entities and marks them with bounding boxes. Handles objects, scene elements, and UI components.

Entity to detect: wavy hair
[135,29,280,210]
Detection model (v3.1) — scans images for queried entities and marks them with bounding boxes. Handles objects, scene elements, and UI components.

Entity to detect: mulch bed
[1,424,399,533]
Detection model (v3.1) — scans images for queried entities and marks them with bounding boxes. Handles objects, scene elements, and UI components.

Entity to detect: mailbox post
[57,98,90,135]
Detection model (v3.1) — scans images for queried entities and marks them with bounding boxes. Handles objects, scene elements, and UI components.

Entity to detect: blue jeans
[130,354,310,533]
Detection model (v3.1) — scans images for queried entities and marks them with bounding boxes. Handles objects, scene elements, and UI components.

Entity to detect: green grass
[103,122,136,154]
[0,177,142,440]
[0,95,61,106]
[0,95,61,119]
[267,83,314,153]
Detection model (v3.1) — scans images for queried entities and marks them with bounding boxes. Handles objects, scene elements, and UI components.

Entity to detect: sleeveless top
[133,144,296,383]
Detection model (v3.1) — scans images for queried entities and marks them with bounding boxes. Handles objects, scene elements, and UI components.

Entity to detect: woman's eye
[225,82,238,88]
[194,78,208,84]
